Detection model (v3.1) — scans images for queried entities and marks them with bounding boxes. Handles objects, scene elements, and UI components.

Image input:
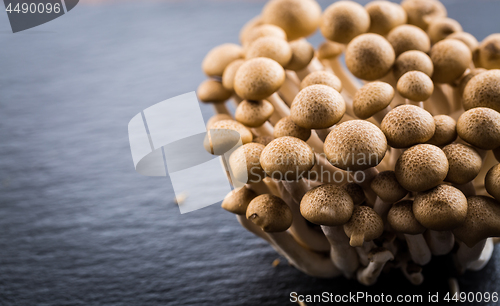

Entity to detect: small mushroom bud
[273,116,311,142]
[395,144,448,192]
[371,171,409,218]
[353,81,394,120]
[463,70,500,113]
[246,36,292,67]
[430,39,472,84]
[387,25,430,57]
[381,105,435,148]
[365,1,407,36]
[442,143,482,185]
[235,100,274,127]
[426,115,457,146]
[485,164,500,201]
[234,57,285,101]
[401,0,447,31]
[448,32,479,53]
[197,79,233,103]
[476,34,500,69]
[222,59,245,92]
[427,17,462,44]
[242,24,287,47]
[262,0,322,41]
[229,143,266,184]
[247,194,292,232]
[284,39,315,71]
[300,71,342,92]
[393,50,434,80]
[413,184,468,231]
[344,206,384,247]
[320,1,370,44]
[397,71,434,102]
[345,34,396,81]
[341,183,366,206]
[222,187,257,215]
[202,44,244,77]
[457,107,500,150]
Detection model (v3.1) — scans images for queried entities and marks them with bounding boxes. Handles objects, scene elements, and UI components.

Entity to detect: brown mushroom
[222,186,257,215]
[401,0,447,31]
[365,1,407,36]
[206,114,233,130]
[387,25,430,57]
[397,71,434,102]
[234,57,285,101]
[448,32,479,53]
[300,71,342,93]
[341,183,366,206]
[320,1,370,44]
[353,81,394,121]
[235,100,274,128]
[393,50,434,81]
[285,39,315,72]
[485,164,500,201]
[426,115,457,146]
[273,116,311,142]
[202,44,244,77]
[427,17,462,44]
[344,206,384,247]
[197,79,233,115]
[457,107,500,150]
[476,33,500,69]
[222,59,245,92]
[442,143,482,185]
[228,143,266,185]
[430,39,472,84]
[246,36,292,67]
[462,69,500,113]
[205,119,253,154]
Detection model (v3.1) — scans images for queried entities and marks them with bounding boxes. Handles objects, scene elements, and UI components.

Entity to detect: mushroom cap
[485,164,500,201]
[458,68,487,97]
[452,196,500,248]
[242,24,287,47]
[317,40,344,60]
[324,120,387,171]
[344,206,384,247]
[221,187,258,215]
[387,25,431,57]
[345,33,395,81]
[262,0,322,41]
[396,71,434,102]
[393,50,434,80]
[477,33,500,69]
[371,171,408,203]
[300,184,354,226]
[413,184,467,231]
[206,114,234,129]
[197,79,233,103]
[202,43,244,77]
[442,143,482,185]
[320,1,370,44]
[290,84,346,129]
[284,39,315,71]
[448,32,479,53]
[341,183,366,206]
[206,120,253,154]
[463,69,500,113]
[234,57,285,100]
[401,0,447,31]
[246,36,292,67]
[427,17,462,44]
[253,135,274,146]
[260,136,315,181]
[430,39,472,84]
[222,59,245,91]
[353,81,394,119]
[229,143,266,184]
[388,200,425,235]
[381,105,435,148]
[235,100,274,127]
[365,1,407,36]
[273,116,311,142]
[426,115,457,146]
[300,71,342,92]
[457,107,500,150]
[239,15,263,45]
[246,194,293,232]
[395,144,449,192]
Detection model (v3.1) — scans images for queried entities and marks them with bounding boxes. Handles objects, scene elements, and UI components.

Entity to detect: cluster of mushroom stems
[197,0,500,286]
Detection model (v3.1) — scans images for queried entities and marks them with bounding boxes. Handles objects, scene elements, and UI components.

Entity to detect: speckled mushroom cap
[353,82,394,119]
[221,187,258,215]
[485,164,500,201]
[430,39,472,84]
[381,105,435,148]
[324,120,387,171]
[476,34,500,69]
[202,44,244,77]
[395,144,449,192]
[246,36,292,67]
[341,183,366,206]
[253,136,274,146]
[457,107,500,150]
[401,0,447,31]
[427,17,462,44]
[208,119,253,148]
[242,24,287,47]
[246,194,293,232]
[260,136,315,181]
[234,57,285,101]
[452,196,500,248]
[393,50,434,80]
[273,116,311,142]
[413,184,467,231]
[229,143,266,184]
[290,84,346,129]
[426,115,457,146]
[222,59,245,92]
[371,171,408,203]
[463,70,500,113]
[261,0,322,41]
[317,41,344,60]
[284,39,315,71]
[396,71,434,102]
[442,143,482,185]
[300,184,354,226]
[344,206,384,247]
[365,1,407,36]
[206,114,233,129]
[235,100,274,127]
[448,32,479,53]
[387,25,431,57]
[197,79,233,103]
[320,1,370,44]
[388,200,425,235]
[300,71,343,92]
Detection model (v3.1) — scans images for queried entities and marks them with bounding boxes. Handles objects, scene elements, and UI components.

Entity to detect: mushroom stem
[351,167,379,206]
[405,99,424,108]
[295,57,324,80]
[356,241,377,266]
[424,230,455,256]
[373,197,392,220]
[212,102,231,115]
[306,132,325,154]
[308,153,351,185]
[251,121,274,137]
[357,248,394,286]
[454,238,493,273]
[425,84,451,115]
[279,72,300,106]
[467,238,494,271]
[266,93,291,119]
[325,58,361,98]
[314,128,333,142]
[399,255,424,285]
[404,234,432,266]
[236,214,271,243]
[372,106,391,124]
[321,225,360,278]
[453,181,476,197]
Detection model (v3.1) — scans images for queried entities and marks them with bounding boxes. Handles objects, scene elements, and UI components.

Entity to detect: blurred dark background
[0,0,499,305]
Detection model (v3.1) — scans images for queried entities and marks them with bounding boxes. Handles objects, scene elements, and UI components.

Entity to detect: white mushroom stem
[372,106,391,124]
[314,128,333,142]
[389,148,405,169]
[401,259,424,286]
[279,72,300,106]
[357,249,394,286]
[236,214,271,243]
[356,241,377,266]
[454,238,494,273]
[373,197,393,220]
[321,225,360,279]
[308,153,351,185]
[468,238,494,271]
[453,181,476,197]
[405,99,424,108]
[404,234,432,266]
[306,132,325,154]
[267,231,342,278]
[425,230,455,256]
[295,57,324,80]
[323,58,361,98]
[251,121,274,137]
[425,84,451,115]
[212,102,231,115]
[266,93,291,119]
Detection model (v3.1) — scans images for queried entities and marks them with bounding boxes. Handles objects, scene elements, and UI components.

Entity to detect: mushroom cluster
[198,0,500,286]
